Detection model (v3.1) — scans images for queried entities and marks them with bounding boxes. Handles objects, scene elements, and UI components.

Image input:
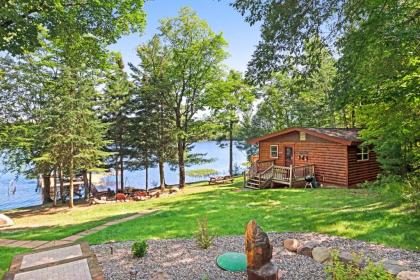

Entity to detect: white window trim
[357,146,369,161]
[270,145,279,159]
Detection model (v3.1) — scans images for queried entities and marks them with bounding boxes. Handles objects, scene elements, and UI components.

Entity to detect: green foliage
[131,240,148,258]
[186,169,219,178]
[363,174,420,213]
[325,251,394,280]
[207,70,254,175]
[134,7,228,187]
[1,0,146,55]
[195,216,214,249]
[234,0,419,177]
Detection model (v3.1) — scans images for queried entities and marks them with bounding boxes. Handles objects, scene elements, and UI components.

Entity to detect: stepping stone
[5,242,104,280]
[0,239,20,246]
[14,259,92,280]
[36,240,72,250]
[61,235,84,242]
[21,244,83,269]
[7,241,32,247]
[20,241,49,249]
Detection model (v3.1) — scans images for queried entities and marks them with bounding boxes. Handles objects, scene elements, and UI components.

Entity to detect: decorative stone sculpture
[245,220,280,280]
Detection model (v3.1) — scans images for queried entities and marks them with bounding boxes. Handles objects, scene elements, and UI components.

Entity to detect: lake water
[0,141,247,211]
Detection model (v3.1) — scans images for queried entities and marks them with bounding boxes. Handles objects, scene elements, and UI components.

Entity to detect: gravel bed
[91,232,420,280]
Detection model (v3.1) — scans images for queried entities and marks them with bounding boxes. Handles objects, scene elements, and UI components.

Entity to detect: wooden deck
[244,160,315,189]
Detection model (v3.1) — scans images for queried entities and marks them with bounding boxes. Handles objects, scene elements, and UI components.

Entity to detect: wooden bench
[208,175,234,185]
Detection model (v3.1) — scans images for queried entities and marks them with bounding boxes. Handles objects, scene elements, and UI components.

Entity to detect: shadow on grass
[0,213,132,241]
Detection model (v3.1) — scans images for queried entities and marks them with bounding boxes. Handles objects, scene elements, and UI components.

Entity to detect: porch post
[289,165,293,188]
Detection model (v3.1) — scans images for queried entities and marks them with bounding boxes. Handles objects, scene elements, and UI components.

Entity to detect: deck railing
[292,164,315,181]
[246,162,315,188]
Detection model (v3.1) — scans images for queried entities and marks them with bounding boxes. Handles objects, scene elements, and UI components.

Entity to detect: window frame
[356,146,369,161]
[269,145,279,159]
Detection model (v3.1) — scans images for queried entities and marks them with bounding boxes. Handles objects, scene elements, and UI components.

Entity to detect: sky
[109,0,261,73]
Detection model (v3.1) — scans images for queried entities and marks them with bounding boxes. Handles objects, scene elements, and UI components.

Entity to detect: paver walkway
[0,209,157,250]
[4,242,103,280]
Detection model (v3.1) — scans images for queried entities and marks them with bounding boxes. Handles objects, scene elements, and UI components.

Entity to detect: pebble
[91,232,420,280]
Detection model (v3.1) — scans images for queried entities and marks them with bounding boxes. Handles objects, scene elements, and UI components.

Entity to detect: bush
[325,251,395,280]
[131,240,147,258]
[195,216,214,249]
[363,174,420,213]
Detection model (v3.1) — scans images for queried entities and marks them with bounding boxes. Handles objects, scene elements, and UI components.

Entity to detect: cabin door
[285,146,293,167]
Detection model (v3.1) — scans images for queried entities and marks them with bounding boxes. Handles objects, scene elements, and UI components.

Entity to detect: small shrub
[363,174,420,213]
[325,251,395,280]
[195,216,214,249]
[131,240,148,258]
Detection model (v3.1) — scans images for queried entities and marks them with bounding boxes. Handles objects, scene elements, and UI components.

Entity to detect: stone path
[0,210,157,250]
[4,243,103,280]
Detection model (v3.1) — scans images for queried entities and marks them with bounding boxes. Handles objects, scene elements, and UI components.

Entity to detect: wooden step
[244,185,260,190]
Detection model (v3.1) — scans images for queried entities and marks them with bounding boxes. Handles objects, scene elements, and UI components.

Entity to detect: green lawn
[0,247,31,278]
[82,180,419,251]
[0,179,418,276]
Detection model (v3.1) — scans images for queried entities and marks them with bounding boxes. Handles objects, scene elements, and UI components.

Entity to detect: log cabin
[245,127,380,188]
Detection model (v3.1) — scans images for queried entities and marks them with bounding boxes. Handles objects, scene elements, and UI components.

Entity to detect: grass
[0,247,31,278]
[1,178,419,251]
[81,180,419,250]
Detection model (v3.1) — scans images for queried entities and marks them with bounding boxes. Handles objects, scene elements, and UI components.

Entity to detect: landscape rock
[296,241,318,257]
[377,259,410,276]
[0,214,14,227]
[283,239,300,252]
[245,220,280,280]
[150,272,172,280]
[338,251,365,267]
[397,271,420,280]
[312,247,332,264]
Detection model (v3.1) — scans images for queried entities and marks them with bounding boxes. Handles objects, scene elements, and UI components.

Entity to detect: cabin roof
[248,127,361,146]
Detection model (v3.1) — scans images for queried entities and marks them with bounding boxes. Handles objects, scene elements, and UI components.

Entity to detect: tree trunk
[229,121,234,176]
[145,149,149,191]
[120,151,124,191]
[83,170,88,200]
[178,138,186,188]
[69,145,74,208]
[88,172,92,199]
[59,165,65,204]
[115,165,119,192]
[42,175,52,204]
[145,166,149,192]
[53,168,57,207]
[159,158,165,191]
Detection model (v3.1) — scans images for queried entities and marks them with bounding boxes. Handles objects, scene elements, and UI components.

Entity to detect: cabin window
[270,145,278,158]
[357,146,369,161]
[300,132,306,141]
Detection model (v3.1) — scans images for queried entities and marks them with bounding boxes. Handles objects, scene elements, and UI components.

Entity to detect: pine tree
[101,53,131,191]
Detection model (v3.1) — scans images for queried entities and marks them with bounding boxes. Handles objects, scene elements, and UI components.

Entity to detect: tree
[233,0,419,175]
[1,0,146,55]
[207,70,254,176]
[130,35,177,190]
[332,0,419,174]
[0,31,110,207]
[101,53,131,192]
[157,7,228,188]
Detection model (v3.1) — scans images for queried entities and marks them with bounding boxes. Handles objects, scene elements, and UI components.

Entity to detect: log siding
[254,129,380,187]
